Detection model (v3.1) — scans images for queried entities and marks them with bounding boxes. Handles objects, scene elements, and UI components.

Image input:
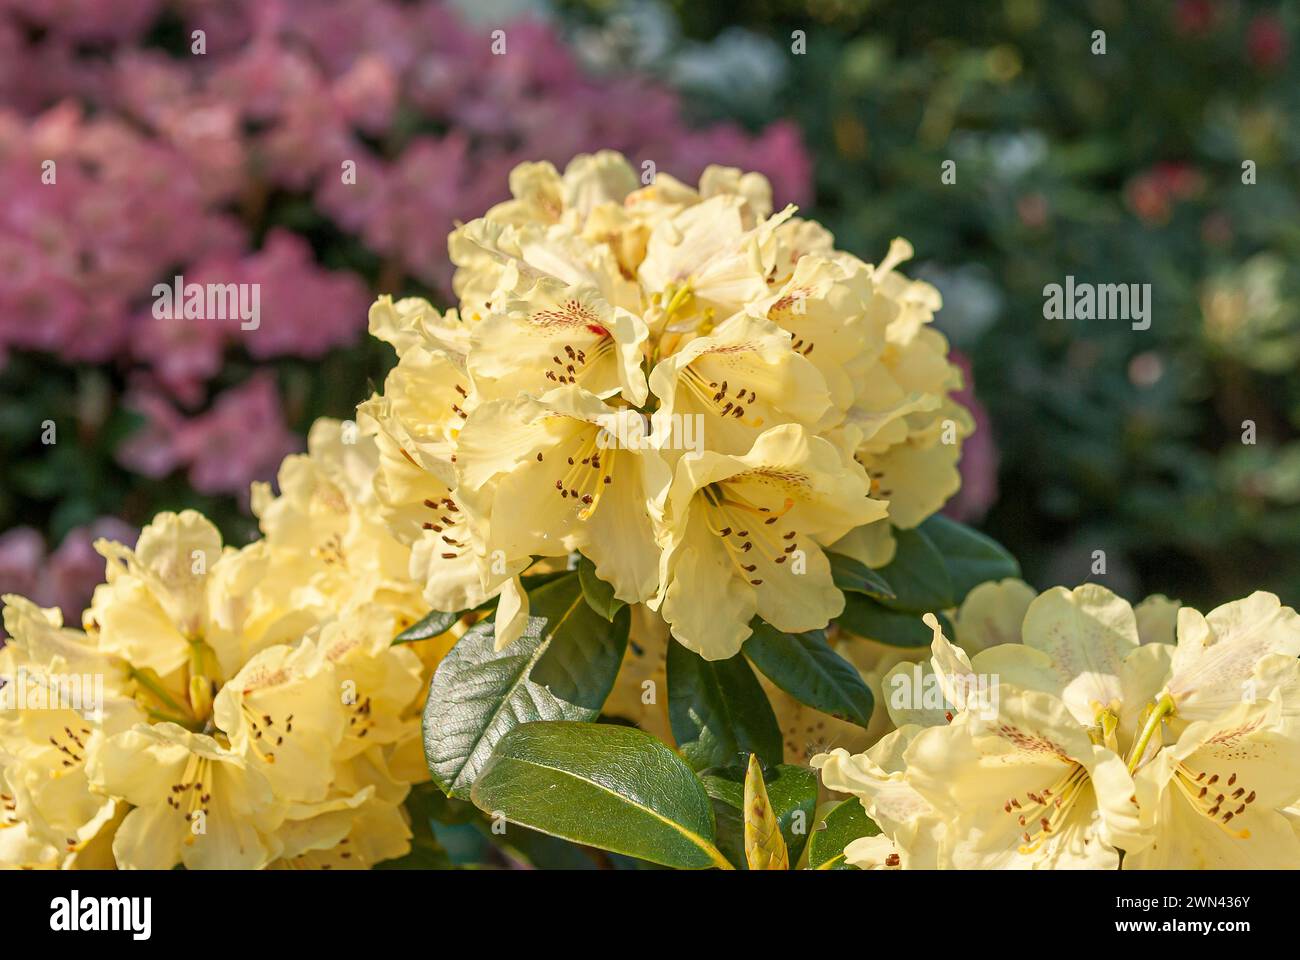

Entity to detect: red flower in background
[1247,13,1289,70]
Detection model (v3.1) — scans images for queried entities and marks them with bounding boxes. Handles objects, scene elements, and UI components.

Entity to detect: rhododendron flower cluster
[0,421,445,869]
[814,585,1300,869]
[3,147,1291,875]
[361,150,973,661]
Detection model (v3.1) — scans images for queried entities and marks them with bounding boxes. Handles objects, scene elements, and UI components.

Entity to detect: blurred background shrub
[1,0,1296,628]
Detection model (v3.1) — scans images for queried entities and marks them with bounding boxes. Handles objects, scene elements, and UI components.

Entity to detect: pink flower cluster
[0,0,813,499]
[117,373,299,501]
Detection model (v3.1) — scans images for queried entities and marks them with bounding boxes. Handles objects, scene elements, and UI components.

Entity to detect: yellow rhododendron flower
[648,313,834,458]
[652,423,885,659]
[1161,591,1300,721]
[815,724,949,869]
[0,598,136,868]
[952,578,1037,653]
[1,419,441,870]
[455,386,670,615]
[362,151,973,659]
[467,275,648,405]
[814,584,1300,870]
[4,152,985,869]
[87,722,281,870]
[1126,697,1300,869]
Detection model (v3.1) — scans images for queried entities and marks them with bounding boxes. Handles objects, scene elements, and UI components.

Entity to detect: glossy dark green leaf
[875,526,954,612]
[393,608,463,644]
[919,514,1022,604]
[470,721,730,870]
[838,593,952,647]
[743,621,874,728]
[577,555,625,622]
[808,797,881,870]
[703,763,819,868]
[827,551,896,600]
[667,641,783,772]
[422,572,629,798]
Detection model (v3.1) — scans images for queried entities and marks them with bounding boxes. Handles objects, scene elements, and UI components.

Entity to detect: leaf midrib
[489,751,727,869]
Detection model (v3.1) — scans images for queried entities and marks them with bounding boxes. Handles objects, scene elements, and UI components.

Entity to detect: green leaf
[703,764,819,869]
[875,527,954,612]
[809,797,881,870]
[838,593,952,647]
[667,641,783,771]
[919,515,1021,604]
[827,551,896,600]
[394,608,463,644]
[743,621,874,728]
[577,555,625,622]
[470,721,731,870]
[422,572,629,799]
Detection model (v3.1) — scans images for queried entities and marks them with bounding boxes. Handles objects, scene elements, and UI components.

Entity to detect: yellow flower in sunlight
[0,599,137,869]
[467,275,648,406]
[648,313,834,459]
[652,423,885,659]
[1,422,450,870]
[251,418,425,630]
[87,510,225,679]
[87,723,281,870]
[1126,697,1300,868]
[814,725,949,869]
[269,747,415,870]
[813,584,1300,870]
[365,152,975,657]
[902,687,1143,869]
[829,239,973,567]
[1162,591,1300,721]
[212,637,346,804]
[455,385,670,618]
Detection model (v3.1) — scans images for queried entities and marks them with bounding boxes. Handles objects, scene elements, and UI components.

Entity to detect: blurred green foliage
[564,0,1300,607]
